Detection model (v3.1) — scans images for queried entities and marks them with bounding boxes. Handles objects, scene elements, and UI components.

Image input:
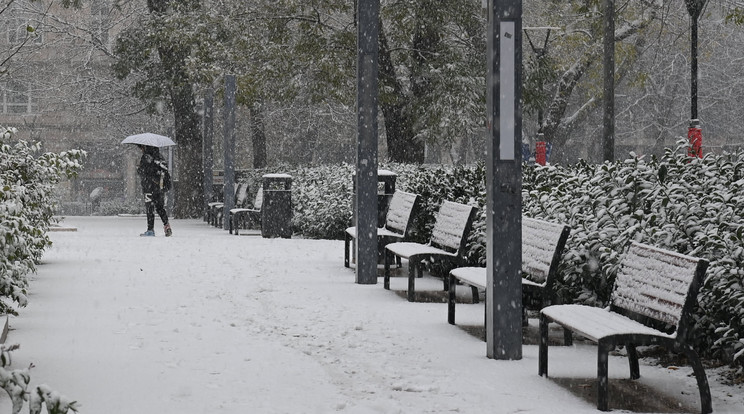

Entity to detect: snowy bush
[290,163,355,239]
[0,127,85,315]
[0,357,79,414]
[518,142,744,366]
[0,128,83,412]
[268,151,744,365]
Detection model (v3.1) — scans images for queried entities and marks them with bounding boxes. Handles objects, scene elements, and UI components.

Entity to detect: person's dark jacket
[137,146,168,194]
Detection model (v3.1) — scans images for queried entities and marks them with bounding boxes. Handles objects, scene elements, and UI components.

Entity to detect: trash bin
[352,169,397,227]
[351,169,397,263]
[261,174,292,238]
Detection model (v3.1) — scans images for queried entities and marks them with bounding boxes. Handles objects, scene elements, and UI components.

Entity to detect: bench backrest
[253,187,264,210]
[429,201,477,256]
[611,242,708,339]
[522,217,571,286]
[235,182,250,207]
[384,190,420,236]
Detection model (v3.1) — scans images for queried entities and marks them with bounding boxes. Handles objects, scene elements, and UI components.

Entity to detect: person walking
[137,145,172,237]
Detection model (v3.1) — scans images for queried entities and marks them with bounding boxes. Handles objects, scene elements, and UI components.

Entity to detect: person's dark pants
[144,191,169,231]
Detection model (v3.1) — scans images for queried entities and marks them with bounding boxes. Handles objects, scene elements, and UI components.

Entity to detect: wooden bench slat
[541,304,674,343]
[384,190,418,235]
[429,201,477,252]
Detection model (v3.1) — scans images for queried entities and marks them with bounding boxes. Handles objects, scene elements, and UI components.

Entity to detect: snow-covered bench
[228,186,263,235]
[538,241,711,413]
[383,200,477,302]
[447,217,571,333]
[344,190,420,268]
[207,182,249,227]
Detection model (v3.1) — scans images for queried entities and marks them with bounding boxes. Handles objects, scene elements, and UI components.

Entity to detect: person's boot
[140,230,155,237]
[164,223,172,237]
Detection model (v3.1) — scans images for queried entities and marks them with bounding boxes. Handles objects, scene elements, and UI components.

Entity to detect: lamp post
[603,0,615,162]
[355,0,380,284]
[685,0,707,158]
[485,0,523,360]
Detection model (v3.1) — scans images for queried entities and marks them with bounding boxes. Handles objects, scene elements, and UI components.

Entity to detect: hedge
[280,142,744,366]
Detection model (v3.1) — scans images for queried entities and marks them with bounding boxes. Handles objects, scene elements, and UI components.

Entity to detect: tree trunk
[540,3,661,156]
[171,83,203,218]
[149,0,203,218]
[250,104,267,169]
[377,19,425,163]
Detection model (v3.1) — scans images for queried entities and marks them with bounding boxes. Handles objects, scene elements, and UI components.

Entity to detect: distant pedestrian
[136,145,172,237]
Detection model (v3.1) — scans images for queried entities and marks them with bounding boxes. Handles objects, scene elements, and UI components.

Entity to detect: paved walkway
[1,216,738,413]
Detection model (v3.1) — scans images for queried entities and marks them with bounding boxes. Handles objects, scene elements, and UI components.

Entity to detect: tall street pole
[685,0,706,158]
[355,0,380,284]
[202,88,214,217]
[222,75,236,230]
[486,0,523,360]
[602,0,615,162]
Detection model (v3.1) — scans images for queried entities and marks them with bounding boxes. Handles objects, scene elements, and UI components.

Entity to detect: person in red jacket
[136,145,172,237]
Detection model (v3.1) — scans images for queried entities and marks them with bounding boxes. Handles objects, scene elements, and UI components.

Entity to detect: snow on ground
[2,216,743,413]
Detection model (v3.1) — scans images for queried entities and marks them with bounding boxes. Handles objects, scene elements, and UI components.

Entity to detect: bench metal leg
[483,296,487,342]
[383,250,391,290]
[597,341,611,411]
[683,345,713,414]
[407,259,418,302]
[626,344,640,380]
[344,234,351,268]
[538,313,550,377]
[470,286,479,304]
[448,274,457,325]
[563,328,573,346]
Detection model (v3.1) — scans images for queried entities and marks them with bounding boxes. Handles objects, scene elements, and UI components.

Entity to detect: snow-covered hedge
[0,346,79,414]
[0,127,85,315]
[285,143,744,366]
[0,127,83,413]
[518,142,744,366]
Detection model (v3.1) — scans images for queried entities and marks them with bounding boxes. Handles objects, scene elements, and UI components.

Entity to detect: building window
[1,81,39,114]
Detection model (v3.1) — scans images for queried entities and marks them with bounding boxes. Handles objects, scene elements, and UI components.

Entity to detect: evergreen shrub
[0,128,85,315]
[286,142,744,366]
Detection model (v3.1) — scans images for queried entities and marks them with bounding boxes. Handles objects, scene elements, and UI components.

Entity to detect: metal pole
[486,0,523,360]
[167,146,174,215]
[685,0,706,157]
[690,16,698,121]
[355,0,380,285]
[222,75,236,230]
[602,0,615,162]
[203,88,214,219]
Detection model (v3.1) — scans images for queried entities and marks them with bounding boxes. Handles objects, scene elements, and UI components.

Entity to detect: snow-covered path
[3,216,742,413]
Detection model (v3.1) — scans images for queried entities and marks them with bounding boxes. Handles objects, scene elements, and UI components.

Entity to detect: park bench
[205,184,233,225]
[207,182,248,228]
[447,217,571,336]
[384,200,477,302]
[229,187,264,235]
[538,241,711,414]
[344,190,420,268]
